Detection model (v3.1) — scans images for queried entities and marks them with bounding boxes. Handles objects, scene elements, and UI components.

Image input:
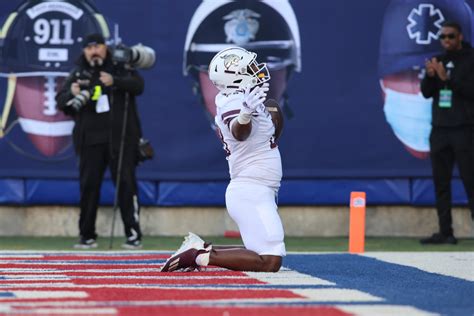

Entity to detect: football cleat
[160,247,209,272]
[161,232,211,272]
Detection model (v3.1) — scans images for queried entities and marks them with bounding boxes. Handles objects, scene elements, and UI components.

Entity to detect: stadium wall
[0,205,472,237]
[0,178,472,237]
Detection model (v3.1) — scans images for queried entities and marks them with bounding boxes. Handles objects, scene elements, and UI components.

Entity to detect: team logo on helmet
[222,54,241,70]
[224,9,260,45]
[407,4,445,45]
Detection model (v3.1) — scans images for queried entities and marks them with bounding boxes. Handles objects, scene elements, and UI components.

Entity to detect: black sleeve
[55,69,78,116]
[113,70,144,96]
[449,59,474,100]
[420,75,440,99]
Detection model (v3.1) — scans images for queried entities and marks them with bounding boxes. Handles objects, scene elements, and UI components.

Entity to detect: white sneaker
[121,239,143,250]
[73,238,98,249]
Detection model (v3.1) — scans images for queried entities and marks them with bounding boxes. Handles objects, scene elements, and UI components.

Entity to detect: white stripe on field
[1,275,70,280]
[1,297,382,308]
[246,270,335,286]
[0,291,87,299]
[292,289,383,302]
[336,304,439,316]
[0,283,76,289]
[0,284,384,302]
[363,252,474,282]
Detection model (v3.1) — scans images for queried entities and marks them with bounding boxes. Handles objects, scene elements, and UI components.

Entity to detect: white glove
[238,83,269,125]
[241,83,269,114]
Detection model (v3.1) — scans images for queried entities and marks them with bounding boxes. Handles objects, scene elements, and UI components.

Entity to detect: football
[14,76,73,157]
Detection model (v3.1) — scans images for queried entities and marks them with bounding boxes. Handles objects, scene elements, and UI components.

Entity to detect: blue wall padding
[157,179,411,206]
[411,179,469,205]
[138,181,158,206]
[0,179,24,204]
[1,178,471,206]
[279,179,410,205]
[23,179,156,206]
[158,181,227,206]
[26,179,79,205]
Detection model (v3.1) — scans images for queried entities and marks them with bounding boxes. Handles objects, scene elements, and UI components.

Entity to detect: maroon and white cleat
[161,232,212,272]
[160,247,209,272]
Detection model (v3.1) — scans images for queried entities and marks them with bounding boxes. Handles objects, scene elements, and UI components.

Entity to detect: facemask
[382,85,432,152]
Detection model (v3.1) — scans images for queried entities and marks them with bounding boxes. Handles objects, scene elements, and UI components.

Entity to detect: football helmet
[183,0,301,127]
[208,47,270,94]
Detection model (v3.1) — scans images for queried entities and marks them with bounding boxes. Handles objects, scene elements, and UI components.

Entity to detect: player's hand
[241,83,269,114]
[99,71,114,87]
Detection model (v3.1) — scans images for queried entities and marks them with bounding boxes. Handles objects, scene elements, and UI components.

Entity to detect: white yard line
[246,270,335,286]
[337,304,439,316]
[363,252,474,281]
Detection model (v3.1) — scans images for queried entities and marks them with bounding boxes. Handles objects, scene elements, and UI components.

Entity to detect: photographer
[56,33,144,249]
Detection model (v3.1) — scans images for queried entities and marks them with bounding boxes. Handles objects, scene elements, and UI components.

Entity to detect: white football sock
[195,251,210,266]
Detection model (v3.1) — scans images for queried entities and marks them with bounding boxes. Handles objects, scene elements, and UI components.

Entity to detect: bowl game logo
[352,197,366,208]
[223,9,260,45]
[0,0,109,157]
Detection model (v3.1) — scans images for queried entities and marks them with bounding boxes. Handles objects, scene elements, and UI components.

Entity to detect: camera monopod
[108,91,130,249]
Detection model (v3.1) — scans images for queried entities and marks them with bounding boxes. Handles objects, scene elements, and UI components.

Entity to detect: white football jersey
[214,92,282,189]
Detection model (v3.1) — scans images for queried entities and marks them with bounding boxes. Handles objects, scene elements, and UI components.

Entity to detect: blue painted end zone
[284,254,474,316]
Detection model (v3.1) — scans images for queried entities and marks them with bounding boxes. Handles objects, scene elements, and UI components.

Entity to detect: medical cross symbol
[407,4,445,45]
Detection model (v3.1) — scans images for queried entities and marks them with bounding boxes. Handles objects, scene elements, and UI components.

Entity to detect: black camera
[111,44,156,69]
[66,69,103,112]
[66,90,91,111]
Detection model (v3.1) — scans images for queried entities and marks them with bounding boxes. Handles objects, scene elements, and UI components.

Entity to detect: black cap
[82,33,105,48]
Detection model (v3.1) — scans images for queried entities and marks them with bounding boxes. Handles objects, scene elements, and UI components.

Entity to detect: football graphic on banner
[0,0,110,157]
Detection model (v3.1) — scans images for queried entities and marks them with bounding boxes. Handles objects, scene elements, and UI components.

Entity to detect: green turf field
[1,236,473,251]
